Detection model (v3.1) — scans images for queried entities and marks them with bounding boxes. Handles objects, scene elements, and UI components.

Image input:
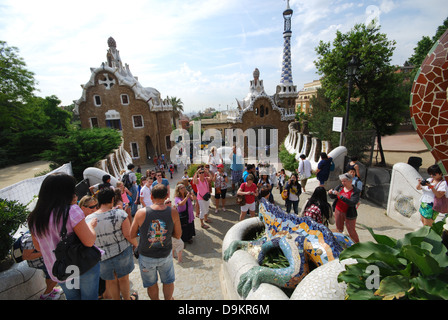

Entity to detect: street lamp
[339,55,358,146]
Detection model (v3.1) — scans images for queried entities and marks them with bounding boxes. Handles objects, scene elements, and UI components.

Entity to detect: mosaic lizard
[223,198,354,298]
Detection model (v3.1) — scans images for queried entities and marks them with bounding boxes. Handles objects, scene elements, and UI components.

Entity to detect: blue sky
[0,0,446,113]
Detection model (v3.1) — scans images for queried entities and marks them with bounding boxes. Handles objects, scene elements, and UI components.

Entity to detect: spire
[280,1,293,85]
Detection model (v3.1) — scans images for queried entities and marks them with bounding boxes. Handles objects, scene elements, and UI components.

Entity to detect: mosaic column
[280,4,293,85]
[410,29,448,181]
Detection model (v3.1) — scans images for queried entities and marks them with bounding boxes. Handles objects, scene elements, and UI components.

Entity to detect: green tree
[0,41,37,132]
[168,96,184,127]
[41,128,122,181]
[315,24,408,166]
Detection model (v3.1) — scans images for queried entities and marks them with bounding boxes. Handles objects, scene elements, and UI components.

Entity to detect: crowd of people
[22,149,448,301]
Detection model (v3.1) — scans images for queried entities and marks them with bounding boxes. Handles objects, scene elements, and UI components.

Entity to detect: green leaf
[374,275,411,299]
[411,276,448,300]
[340,241,403,267]
[400,246,444,276]
[363,225,397,247]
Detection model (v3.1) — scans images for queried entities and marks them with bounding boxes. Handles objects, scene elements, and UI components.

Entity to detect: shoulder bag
[236,183,246,206]
[433,181,448,213]
[52,206,101,281]
[178,198,190,226]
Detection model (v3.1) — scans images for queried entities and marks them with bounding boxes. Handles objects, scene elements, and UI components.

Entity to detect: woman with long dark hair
[27,172,100,300]
[284,173,301,214]
[302,186,332,226]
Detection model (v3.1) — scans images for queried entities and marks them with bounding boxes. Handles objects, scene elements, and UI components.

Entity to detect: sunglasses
[199,171,205,174]
[86,204,97,209]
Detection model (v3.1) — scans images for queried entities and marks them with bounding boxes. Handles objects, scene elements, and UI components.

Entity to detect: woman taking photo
[284,173,301,214]
[237,174,259,220]
[193,167,212,229]
[174,183,196,243]
[417,164,447,226]
[27,172,100,300]
[328,173,360,243]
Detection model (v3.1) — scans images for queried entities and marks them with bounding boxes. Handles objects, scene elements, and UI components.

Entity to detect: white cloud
[0,0,446,112]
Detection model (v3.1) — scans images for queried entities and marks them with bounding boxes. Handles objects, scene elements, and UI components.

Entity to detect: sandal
[130,292,139,301]
[201,224,210,229]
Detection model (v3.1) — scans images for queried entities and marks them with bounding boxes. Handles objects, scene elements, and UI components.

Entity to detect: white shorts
[241,201,256,212]
[198,199,210,219]
[172,237,184,254]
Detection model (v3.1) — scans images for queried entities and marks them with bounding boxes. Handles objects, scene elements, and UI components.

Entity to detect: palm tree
[168,96,184,128]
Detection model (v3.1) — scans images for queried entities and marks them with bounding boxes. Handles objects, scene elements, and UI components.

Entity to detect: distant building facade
[296,79,321,115]
[200,2,297,154]
[74,37,174,166]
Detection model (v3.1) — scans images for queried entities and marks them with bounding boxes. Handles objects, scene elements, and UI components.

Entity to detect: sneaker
[40,288,62,300]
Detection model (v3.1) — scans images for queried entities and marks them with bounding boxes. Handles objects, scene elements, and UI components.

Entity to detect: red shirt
[241,182,257,204]
[335,188,354,213]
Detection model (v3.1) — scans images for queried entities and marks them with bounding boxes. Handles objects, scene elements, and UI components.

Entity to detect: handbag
[236,183,246,206]
[433,181,448,213]
[178,199,190,226]
[52,206,101,281]
[236,195,246,206]
[281,189,289,201]
[201,192,211,201]
[434,196,448,213]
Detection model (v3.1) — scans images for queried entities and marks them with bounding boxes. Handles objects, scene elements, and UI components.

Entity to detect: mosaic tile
[410,29,448,180]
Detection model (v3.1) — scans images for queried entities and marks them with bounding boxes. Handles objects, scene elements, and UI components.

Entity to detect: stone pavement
[0,131,433,300]
[128,161,416,300]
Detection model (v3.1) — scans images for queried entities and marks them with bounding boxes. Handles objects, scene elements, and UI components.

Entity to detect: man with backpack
[123,164,138,217]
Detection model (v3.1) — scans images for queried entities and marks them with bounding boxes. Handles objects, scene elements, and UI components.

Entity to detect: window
[260,105,264,118]
[106,119,122,130]
[130,142,140,159]
[94,95,102,106]
[133,115,144,128]
[121,94,129,105]
[165,135,172,150]
[90,117,99,128]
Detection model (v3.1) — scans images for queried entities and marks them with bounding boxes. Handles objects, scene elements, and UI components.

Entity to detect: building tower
[276,0,297,105]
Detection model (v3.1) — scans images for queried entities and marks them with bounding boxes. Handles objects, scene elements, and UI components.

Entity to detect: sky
[0,0,446,114]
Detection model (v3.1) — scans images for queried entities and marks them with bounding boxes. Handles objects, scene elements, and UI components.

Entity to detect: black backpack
[11,231,29,263]
[122,173,132,189]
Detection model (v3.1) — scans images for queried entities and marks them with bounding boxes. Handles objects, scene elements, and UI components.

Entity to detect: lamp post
[339,55,358,146]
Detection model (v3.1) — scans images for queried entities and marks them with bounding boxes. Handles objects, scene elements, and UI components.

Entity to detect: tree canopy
[315,24,409,165]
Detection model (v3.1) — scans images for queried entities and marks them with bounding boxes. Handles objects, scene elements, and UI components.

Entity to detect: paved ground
[1,131,438,300]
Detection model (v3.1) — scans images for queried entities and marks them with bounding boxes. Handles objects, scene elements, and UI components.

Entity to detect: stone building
[200,2,297,154]
[296,79,321,115]
[74,37,174,166]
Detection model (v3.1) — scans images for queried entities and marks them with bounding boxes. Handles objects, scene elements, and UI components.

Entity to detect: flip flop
[130,292,139,301]
[201,224,210,229]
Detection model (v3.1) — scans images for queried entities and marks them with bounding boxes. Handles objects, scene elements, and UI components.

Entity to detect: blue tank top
[138,206,173,258]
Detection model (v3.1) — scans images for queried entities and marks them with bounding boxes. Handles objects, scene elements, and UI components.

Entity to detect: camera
[421,180,430,186]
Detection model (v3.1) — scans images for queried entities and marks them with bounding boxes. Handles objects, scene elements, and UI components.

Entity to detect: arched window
[260,105,264,117]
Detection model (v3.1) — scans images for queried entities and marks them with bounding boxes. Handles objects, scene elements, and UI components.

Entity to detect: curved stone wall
[386,162,423,230]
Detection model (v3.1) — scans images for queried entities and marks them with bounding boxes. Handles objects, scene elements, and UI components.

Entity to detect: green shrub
[278,143,298,172]
[338,221,448,300]
[41,128,122,181]
[0,199,29,261]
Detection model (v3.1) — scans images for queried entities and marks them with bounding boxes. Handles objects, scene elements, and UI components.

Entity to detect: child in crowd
[165,198,184,262]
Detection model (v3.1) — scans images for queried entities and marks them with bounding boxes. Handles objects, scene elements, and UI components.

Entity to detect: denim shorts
[100,245,135,280]
[138,253,175,288]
